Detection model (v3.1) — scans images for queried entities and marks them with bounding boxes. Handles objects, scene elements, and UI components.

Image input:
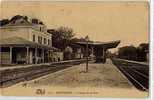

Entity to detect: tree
[47,26,75,50]
[137,43,149,61]
[118,45,137,60]
[57,27,75,40]
[118,43,149,61]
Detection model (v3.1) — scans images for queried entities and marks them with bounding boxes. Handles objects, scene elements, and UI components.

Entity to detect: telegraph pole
[85,36,89,73]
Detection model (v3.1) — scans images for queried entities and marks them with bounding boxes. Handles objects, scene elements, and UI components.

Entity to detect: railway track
[0,59,87,88]
[111,58,149,91]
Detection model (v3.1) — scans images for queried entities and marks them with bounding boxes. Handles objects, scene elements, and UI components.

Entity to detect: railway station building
[0,16,57,65]
[0,15,120,65]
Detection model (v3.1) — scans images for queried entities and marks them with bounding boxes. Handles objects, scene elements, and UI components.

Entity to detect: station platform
[0,63,54,72]
[0,59,86,71]
[1,59,148,97]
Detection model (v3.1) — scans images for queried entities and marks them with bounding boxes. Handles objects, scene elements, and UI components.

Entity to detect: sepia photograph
[0,0,150,98]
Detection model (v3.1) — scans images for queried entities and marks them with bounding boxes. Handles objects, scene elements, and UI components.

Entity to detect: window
[40,27,41,32]
[40,37,42,44]
[33,34,35,42]
[44,38,47,44]
[48,39,50,45]
[41,37,42,44]
[38,36,42,44]
[32,18,38,24]
[38,36,40,43]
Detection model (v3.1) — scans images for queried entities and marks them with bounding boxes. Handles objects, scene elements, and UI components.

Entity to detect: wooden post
[102,48,104,63]
[26,47,29,64]
[42,49,44,63]
[91,46,94,58]
[35,48,37,64]
[48,51,50,62]
[10,47,12,64]
[86,40,88,72]
[102,48,106,63]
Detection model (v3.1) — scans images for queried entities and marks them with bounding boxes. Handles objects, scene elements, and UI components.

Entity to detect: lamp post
[85,35,89,72]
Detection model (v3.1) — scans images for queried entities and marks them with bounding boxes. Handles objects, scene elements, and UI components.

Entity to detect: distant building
[69,44,84,59]
[63,44,85,60]
[0,16,56,65]
[63,46,73,60]
[52,50,64,62]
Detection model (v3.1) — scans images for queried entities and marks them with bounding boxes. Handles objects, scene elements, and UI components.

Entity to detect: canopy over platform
[75,40,120,49]
[75,40,120,63]
[0,36,58,51]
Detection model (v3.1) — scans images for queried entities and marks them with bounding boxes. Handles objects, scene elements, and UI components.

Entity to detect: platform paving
[0,59,85,71]
[1,59,148,97]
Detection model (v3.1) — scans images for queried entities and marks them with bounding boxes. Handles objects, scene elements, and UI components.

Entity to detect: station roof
[75,40,120,49]
[0,37,58,51]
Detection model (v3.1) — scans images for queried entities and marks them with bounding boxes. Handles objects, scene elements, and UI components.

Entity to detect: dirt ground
[25,59,133,88]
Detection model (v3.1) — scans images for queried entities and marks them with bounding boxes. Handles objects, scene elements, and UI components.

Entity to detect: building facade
[0,16,54,65]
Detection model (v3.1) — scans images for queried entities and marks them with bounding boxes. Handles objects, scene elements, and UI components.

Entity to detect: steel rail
[111,58,149,91]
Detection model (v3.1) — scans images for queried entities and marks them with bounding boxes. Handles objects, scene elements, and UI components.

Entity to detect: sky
[0,1,149,52]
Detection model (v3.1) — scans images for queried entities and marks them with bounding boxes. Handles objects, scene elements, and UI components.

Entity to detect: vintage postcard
[0,0,150,98]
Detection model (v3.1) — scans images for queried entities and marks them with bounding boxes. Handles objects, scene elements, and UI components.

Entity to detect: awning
[75,40,120,49]
[0,36,58,51]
